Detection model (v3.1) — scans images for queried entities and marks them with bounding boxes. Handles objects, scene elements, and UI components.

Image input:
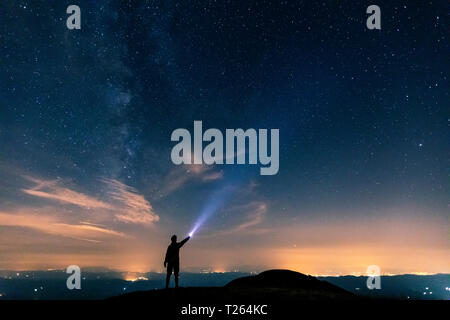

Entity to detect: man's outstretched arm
[178,236,190,248]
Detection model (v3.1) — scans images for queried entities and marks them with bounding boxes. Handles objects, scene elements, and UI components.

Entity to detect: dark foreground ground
[1,270,447,318]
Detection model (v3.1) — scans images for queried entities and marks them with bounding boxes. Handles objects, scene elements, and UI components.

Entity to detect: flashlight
[188,224,200,237]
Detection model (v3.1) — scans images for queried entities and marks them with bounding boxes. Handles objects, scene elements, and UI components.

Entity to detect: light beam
[188,184,236,237]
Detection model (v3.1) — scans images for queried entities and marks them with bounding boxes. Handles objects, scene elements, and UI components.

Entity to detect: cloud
[231,202,267,232]
[0,211,126,242]
[213,202,268,237]
[22,176,111,210]
[101,178,159,225]
[21,175,159,226]
[202,170,224,182]
[158,164,223,198]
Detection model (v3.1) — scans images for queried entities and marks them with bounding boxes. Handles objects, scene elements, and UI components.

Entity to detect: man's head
[171,235,177,243]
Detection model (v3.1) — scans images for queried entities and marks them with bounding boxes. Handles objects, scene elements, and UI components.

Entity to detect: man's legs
[165,273,170,289]
[174,263,180,288]
[166,264,173,288]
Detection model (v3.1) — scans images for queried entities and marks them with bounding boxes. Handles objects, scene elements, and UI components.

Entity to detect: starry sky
[0,1,448,275]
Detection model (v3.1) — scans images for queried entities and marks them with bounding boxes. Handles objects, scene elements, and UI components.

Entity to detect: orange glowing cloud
[0,211,126,242]
[102,178,159,225]
[22,176,159,226]
[22,176,111,210]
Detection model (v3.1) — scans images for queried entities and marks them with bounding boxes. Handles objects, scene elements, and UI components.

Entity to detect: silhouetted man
[164,234,190,288]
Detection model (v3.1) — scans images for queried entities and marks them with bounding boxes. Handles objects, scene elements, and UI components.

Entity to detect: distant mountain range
[319,273,450,300]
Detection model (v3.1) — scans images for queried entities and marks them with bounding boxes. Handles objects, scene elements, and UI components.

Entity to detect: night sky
[0,1,448,275]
